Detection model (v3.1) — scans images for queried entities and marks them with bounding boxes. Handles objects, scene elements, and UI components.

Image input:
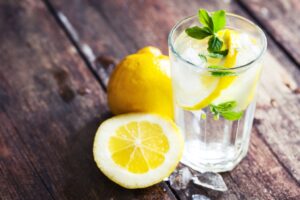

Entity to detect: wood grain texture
[0,0,176,199]
[238,0,300,66]
[45,0,300,199]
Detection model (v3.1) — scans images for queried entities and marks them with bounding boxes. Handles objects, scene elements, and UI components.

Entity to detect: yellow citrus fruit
[107,46,173,118]
[93,113,184,189]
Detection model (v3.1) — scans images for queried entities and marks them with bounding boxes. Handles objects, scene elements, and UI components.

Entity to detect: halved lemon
[93,113,184,189]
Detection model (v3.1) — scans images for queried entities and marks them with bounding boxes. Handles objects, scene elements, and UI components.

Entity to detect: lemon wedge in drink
[176,29,238,110]
[93,113,184,189]
[212,64,262,111]
[211,32,262,111]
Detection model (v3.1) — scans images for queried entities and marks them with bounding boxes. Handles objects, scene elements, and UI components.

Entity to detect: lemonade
[169,11,267,172]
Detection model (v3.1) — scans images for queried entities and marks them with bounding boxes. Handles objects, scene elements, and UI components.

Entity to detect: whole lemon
[107,46,173,118]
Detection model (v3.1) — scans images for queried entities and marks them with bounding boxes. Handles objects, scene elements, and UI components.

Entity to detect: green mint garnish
[208,36,223,52]
[185,26,211,39]
[209,101,243,121]
[198,54,207,62]
[198,9,214,31]
[208,65,236,77]
[211,10,226,32]
[185,9,226,53]
[208,49,228,58]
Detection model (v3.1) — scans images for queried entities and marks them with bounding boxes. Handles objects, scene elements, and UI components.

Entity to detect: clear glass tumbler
[168,13,267,172]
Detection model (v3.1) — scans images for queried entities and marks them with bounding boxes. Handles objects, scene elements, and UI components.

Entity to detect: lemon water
[169,15,266,172]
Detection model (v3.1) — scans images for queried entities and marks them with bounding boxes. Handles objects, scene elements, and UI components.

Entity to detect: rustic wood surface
[0,0,175,199]
[1,0,299,199]
[238,0,300,67]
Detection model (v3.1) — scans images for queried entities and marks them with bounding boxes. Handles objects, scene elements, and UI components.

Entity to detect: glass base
[175,102,256,173]
[181,142,248,172]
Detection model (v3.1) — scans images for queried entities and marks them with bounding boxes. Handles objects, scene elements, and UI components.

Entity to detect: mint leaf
[208,65,236,77]
[185,26,212,39]
[211,71,235,77]
[208,49,228,58]
[208,36,223,52]
[209,101,243,121]
[212,10,226,32]
[198,54,207,62]
[198,9,214,31]
[184,9,228,64]
[221,111,243,121]
[215,101,237,111]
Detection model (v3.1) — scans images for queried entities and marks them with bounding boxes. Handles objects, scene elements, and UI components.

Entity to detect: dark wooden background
[0,0,299,199]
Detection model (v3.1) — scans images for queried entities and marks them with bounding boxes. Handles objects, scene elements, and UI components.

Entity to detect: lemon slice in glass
[93,113,184,189]
[212,64,262,111]
[175,29,239,110]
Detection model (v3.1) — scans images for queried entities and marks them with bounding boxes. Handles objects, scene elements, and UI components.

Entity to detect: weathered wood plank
[0,0,176,199]
[0,110,54,200]
[238,0,300,67]
[45,0,300,199]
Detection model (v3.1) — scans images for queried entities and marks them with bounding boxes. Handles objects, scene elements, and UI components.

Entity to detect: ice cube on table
[169,167,192,190]
[192,194,211,200]
[192,172,228,192]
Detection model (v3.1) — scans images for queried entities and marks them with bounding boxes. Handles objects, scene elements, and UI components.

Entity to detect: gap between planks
[42,0,107,92]
[40,0,179,199]
[0,105,56,200]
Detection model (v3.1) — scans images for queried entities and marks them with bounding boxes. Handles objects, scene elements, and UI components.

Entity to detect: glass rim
[168,13,267,71]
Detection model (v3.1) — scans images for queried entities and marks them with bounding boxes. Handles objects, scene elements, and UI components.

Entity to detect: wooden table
[1,0,299,199]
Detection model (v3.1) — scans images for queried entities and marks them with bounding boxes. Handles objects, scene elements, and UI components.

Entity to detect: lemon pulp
[109,121,169,173]
[93,113,184,189]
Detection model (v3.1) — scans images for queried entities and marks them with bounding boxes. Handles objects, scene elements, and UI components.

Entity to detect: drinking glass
[168,13,267,172]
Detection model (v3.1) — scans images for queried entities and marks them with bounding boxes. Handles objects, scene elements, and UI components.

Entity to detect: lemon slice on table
[176,29,238,110]
[93,113,184,189]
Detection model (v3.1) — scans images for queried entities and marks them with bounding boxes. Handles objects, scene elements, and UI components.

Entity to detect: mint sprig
[197,50,228,63]
[208,49,228,58]
[185,26,211,39]
[211,10,226,32]
[185,9,226,53]
[208,36,223,52]
[208,65,236,77]
[198,54,207,62]
[209,101,243,121]
[198,9,214,31]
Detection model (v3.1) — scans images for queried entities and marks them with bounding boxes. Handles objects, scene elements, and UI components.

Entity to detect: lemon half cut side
[93,113,184,189]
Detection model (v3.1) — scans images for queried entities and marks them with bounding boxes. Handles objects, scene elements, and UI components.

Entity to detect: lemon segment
[210,30,262,111]
[212,64,262,111]
[176,29,238,110]
[93,113,184,189]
